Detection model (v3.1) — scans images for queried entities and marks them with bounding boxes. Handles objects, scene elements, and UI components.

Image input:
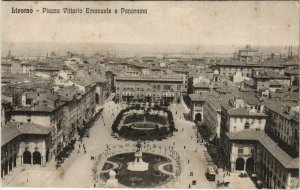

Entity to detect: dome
[109,170,116,177]
[213,69,219,75]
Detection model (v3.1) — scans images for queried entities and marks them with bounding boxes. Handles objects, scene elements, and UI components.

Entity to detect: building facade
[264,102,299,153]
[223,130,299,189]
[203,95,222,139]
[1,122,52,179]
[114,74,183,104]
[189,93,206,122]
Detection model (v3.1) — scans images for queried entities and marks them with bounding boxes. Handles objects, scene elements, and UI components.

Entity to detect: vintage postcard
[1,1,299,189]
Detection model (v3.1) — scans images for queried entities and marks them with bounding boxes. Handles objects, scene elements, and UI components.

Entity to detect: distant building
[189,93,206,122]
[1,63,12,74]
[114,73,183,105]
[21,63,35,76]
[285,69,299,86]
[216,60,285,79]
[253,72,291,92]
[234,45,260,62]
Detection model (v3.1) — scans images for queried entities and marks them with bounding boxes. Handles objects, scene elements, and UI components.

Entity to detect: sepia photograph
[1,1,299,189]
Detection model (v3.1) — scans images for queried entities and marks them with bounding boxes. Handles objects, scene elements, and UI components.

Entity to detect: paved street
[2,100,255,188]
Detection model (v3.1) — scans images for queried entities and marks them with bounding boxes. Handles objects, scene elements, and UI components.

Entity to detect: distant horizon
[3,41,299,47]
[2,41,298,56]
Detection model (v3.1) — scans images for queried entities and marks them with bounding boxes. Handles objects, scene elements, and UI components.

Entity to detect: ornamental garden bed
[111,105,175,141]
[100,152,173,188]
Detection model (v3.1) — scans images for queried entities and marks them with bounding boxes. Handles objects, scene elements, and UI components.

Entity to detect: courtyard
[2,100,256,189]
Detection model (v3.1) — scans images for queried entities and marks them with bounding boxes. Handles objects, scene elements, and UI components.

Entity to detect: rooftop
[193,83,211,89]
[2,122,52,146]
[217,60,285,68]
[12,101,65,113]
[238,91,260,105]
[227,107,267,117]
[254,73,290,79]
[264,100,299,121]
[205,94,221,110]
[115,73,183,82]
[189,93,208,102]
[243,79,255,87]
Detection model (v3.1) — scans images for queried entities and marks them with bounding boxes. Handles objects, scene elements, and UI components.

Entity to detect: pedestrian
[84,150,86,154]
[188,184,191,188]
[184,146,186,149]
[78,150,80,154]
[195,148,197,152]
[188,160,189,164]
[94,183,96,188]
[27,178,29,183]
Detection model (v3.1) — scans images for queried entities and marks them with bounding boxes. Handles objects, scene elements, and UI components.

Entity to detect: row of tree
[111,104,176,135]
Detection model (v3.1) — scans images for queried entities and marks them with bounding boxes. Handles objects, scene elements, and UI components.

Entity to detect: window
[238,148,243,154]
[244,122,250,129]
[164,85,172,90]
[26,98,32,105]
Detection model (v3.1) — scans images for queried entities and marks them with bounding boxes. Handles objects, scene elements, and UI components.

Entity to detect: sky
[2,1,299,47]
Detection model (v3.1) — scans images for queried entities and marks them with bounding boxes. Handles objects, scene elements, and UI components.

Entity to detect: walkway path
[99,161,119,173]
[157,163,175,177]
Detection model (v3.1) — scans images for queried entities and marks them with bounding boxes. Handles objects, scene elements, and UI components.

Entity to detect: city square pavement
[2,100,256,189]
